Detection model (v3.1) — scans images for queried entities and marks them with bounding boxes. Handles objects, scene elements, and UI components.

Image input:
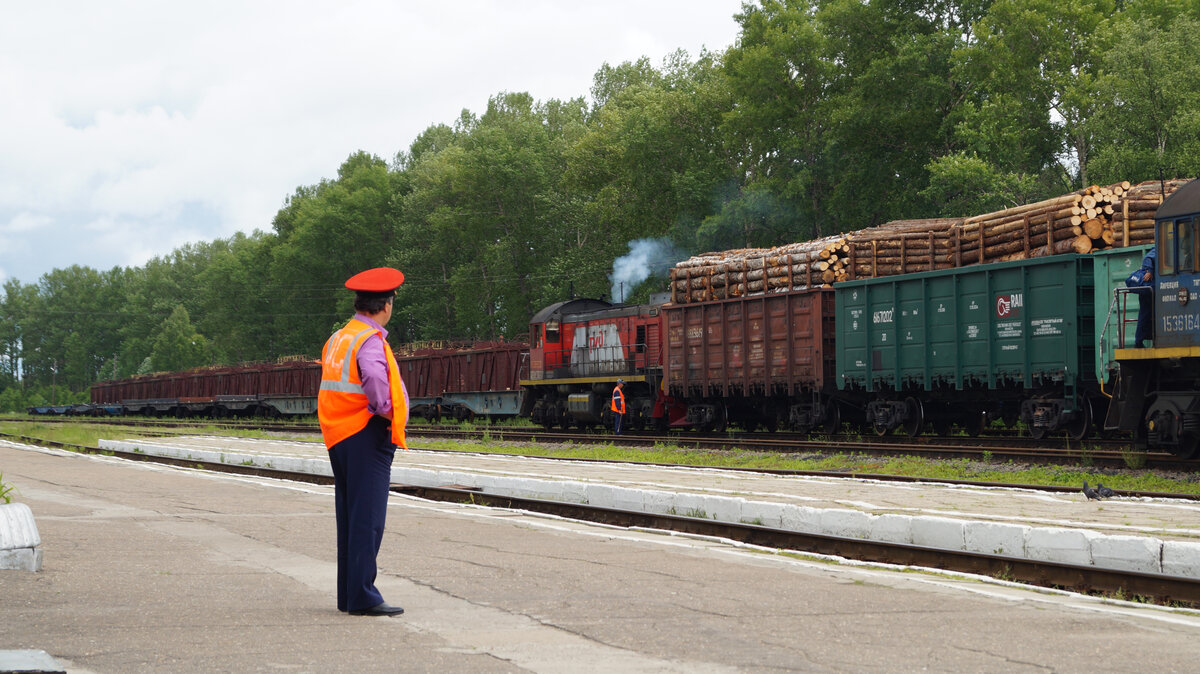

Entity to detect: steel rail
[412,426,1195,471]
[17,415,1196,470]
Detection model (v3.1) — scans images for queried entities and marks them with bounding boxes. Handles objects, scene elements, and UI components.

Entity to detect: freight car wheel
[711,406,728,433]
[1029,425,1048,441]
[963,411,984,437]
[932,418,953,436]
[903,397,924,437]
[1066,399,1093,442]
[1178,435,1200,460]
[822,404,841,435]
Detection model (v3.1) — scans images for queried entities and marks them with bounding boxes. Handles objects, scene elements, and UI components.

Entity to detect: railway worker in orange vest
[612,378,626,435]
[319,267,409,617]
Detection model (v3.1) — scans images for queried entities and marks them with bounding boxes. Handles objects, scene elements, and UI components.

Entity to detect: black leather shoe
[349,602,405,616]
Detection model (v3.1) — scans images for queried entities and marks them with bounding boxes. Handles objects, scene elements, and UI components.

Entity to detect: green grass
[0,470,14,504]
[0,418,312,448]
[4,417,1200,497]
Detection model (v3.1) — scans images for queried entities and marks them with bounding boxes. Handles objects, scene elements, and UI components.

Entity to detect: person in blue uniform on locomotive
[1126,247,1157,347]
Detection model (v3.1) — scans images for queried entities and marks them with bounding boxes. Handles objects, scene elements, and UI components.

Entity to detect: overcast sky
[0,1,744,286]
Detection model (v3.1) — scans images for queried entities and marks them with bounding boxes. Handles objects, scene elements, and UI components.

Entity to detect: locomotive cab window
[1179,217,1198,274]
[1160,220,1177,275]
[545,319,560,343]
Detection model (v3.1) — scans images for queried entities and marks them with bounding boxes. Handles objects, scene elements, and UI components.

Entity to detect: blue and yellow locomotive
[1106,179,1200,457]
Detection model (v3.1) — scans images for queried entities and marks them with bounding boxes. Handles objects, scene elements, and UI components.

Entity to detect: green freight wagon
[835,255,1098,439]
[1092,246,1152,387]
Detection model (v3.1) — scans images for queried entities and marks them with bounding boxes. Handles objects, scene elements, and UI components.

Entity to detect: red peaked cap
[344,267,405,293]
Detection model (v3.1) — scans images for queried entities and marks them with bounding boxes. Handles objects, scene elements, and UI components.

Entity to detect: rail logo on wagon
[995,292,1024,347]
[995,292,1023,318]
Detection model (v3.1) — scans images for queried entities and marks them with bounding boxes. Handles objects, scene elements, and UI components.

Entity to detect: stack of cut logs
[946,183,1125,266]
[846,218,964,278]
[668,178,1188,303]
[1111,178,1192,246]
[669,235,850,303]
[947,179,1187,266]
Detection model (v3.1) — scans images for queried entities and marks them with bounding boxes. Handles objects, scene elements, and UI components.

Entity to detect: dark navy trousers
[328,416,396,612]
[1136,292,1154,347]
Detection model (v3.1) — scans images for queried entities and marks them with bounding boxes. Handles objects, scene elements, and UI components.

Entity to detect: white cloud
[4,212,53,234]
[0,0,743,283]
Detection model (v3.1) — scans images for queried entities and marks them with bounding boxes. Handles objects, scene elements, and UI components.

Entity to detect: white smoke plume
[608,238,685,303]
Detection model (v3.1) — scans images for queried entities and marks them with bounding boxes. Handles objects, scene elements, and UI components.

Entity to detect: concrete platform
[6,439,1200,672]
[98,434,1200,578]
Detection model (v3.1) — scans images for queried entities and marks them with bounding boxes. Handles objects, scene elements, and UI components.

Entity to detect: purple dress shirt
[353,313,394,416]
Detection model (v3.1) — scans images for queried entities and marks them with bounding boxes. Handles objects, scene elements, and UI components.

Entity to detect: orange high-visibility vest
[611,386,625,414]
[318,317,408,450]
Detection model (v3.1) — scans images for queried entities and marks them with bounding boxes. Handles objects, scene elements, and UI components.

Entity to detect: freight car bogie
[1020,395,1094,441]
[787,394,841,435]
[866,397,925,437]
[675,392,839,434]
[851,382,1100,440]
[684,401,728,432]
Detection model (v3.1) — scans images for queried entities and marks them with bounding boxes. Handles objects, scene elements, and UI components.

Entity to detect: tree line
[2,0,1198,410]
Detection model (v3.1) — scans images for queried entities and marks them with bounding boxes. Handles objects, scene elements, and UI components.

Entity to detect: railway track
[13,415,1198,470]
[410,425,1200,472]
[4,428,1200,607]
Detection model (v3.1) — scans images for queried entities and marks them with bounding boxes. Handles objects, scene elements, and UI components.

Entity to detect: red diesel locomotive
[520,298,673,431]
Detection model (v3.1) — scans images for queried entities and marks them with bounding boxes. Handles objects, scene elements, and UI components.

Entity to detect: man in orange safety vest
[318,266,409,618]
[611,378,626,435]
